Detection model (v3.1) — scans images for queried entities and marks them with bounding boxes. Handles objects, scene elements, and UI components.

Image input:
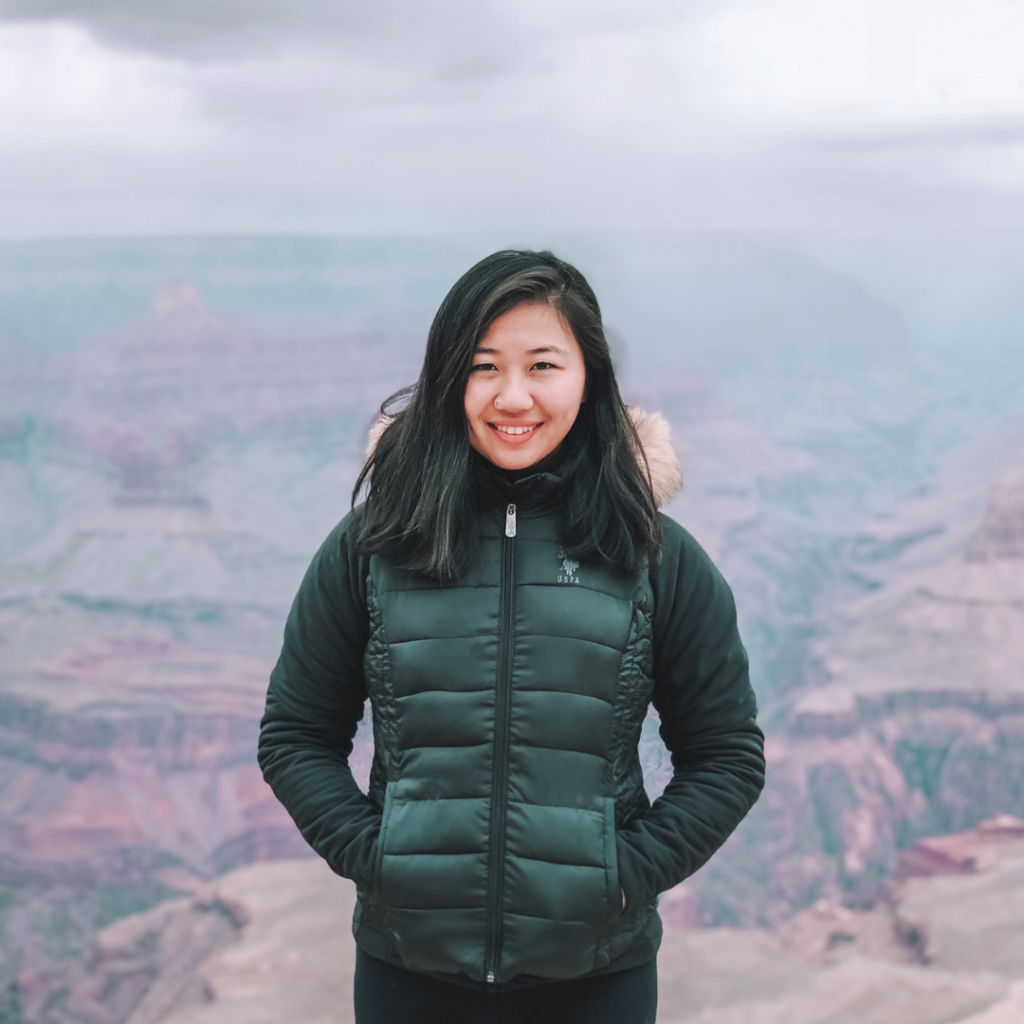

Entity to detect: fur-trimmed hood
[366,406,682,508]
[627,407,683,508]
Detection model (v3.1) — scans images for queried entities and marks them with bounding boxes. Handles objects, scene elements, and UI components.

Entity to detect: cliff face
[0,612,378,1022]
[964,464,1024,563]
[0,692,300,871]
[0,681,320,1020]
[0,284,396,1021]
[17,860,356,1024]
[36,824,1024,1024]
[696,456,1024,924]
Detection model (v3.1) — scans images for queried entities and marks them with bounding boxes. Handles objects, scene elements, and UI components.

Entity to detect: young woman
[258,250,765,1024]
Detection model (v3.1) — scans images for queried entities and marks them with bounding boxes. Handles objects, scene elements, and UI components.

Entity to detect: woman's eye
[470,363,497,372]
[532,361,556,371]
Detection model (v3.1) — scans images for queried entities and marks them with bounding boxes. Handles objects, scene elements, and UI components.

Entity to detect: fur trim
[365,416,390,464]
[627,407,683,508]
[364,407,682,508]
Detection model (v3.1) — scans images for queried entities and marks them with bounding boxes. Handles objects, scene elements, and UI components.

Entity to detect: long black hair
[353,249,662,580]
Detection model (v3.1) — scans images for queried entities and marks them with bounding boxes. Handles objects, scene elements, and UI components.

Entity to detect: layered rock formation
[19,859,357,1024]
[692,453,1024,924]
[0,673,317,1019]
[35,822,1024,1024]
[0,282,385,1013]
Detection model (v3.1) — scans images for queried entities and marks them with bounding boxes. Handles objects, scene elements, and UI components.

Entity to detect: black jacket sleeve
[615,515,766,909]
[257,511,380,888]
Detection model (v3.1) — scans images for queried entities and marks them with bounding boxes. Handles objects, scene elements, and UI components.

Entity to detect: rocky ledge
[28,819,1024,1024]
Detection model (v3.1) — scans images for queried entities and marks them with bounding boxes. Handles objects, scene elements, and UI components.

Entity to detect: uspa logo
[557,549,580,584]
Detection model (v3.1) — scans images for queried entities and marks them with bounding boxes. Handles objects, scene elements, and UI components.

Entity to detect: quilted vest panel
[360,506,654,983]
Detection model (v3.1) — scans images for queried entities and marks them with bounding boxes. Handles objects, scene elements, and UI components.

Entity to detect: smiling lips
[491,422,541,443]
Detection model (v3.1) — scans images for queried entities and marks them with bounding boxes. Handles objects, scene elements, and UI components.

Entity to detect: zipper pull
[487,970,496,984]
[505,503,517,538]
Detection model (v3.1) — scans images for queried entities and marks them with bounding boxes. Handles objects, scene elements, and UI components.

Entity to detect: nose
[493,372,534,413]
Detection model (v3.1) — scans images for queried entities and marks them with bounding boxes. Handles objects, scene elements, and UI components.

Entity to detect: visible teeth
[495,425,535,435]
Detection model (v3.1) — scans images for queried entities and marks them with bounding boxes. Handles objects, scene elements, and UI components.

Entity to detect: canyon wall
[693,456,1024,925]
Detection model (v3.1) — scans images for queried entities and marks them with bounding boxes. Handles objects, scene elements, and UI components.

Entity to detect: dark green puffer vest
[359,476,656,983]
[259,428,765,989]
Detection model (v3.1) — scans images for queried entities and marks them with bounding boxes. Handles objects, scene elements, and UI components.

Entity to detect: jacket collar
[470,448,566,513]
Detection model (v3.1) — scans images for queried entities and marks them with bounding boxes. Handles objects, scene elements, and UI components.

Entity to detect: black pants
[354,949,657,1024]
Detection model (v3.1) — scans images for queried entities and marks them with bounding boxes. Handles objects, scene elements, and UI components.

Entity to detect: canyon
[2,234,1023,1022]
[686,452,1024,926]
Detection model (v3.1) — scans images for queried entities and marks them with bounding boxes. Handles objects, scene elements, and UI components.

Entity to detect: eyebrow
[474,345,569,356]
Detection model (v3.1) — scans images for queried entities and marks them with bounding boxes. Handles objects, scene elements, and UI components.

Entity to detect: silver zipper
[486,501,518,985]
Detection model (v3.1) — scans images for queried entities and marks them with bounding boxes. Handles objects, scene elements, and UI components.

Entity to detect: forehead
[475,302,580,356]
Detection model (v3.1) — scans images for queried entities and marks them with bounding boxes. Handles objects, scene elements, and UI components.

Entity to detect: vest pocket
[602,796,622,927]
[497,796,622,978]
[371,785,493,978]
[376,788,490,909]
[371,783,393,901]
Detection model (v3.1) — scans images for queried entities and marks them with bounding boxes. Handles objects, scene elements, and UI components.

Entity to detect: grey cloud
[0,0,487,61]
[7,0,1015,237]
[0,0,719,67]
[0,0,742,133]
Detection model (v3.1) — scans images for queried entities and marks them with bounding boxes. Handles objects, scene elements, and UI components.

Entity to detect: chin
[493,452,535,469]
[482,445,546,470]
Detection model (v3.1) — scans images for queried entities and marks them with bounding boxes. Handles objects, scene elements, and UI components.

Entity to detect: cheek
[463,380,488,425]
[557,378,587,425]
[463,381,478,418]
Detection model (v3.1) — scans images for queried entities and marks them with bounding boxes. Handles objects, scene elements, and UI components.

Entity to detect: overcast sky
[1,0,1022,237]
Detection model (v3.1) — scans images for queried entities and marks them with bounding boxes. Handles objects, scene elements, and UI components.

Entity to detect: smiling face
[464,301,587,471]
